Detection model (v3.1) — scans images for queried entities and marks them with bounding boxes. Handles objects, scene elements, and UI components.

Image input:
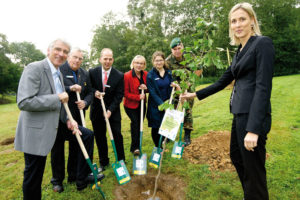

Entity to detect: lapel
[98,67,103,91]
[106,67,114,87]
[231,36,256,77]
[43,59,56,94]
[59,71,65,91]
[77,68,82,85]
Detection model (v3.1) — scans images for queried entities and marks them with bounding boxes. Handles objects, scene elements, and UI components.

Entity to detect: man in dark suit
[51,48,103,192]
[15,39,78,200]
[89,48,125,171]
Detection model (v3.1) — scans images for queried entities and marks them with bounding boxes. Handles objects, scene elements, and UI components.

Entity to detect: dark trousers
[124,105,146,152]
[92,117,125,166]
[51,121,94,185]
[67,113,83,180]
[151,128,165,147]
[230,114,271,200]
[23,153,47,200]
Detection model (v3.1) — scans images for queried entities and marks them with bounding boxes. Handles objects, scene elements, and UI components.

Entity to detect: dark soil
[0,137,15,146]
[114,172,186,200]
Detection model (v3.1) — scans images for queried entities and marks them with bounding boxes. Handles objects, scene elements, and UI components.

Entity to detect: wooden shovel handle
[63,102,89,159]
[76,91,86,127]
[99,94,114,140]
[140,89,144,132]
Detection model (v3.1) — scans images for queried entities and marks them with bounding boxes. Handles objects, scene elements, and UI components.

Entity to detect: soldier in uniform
[166,38,202,146]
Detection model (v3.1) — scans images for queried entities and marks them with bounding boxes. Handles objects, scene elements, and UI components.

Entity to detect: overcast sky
[0,0,128,54]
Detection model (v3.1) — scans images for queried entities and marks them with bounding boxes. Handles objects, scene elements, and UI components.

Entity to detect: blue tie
[54,71,63,94]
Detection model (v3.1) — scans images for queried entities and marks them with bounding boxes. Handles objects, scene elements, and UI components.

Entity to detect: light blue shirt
[47,58,63,94]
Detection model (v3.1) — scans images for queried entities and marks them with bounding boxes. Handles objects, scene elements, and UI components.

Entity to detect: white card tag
[153,153,161,162]
[116,167,126,176]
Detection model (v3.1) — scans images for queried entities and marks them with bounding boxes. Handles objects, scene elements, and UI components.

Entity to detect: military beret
[170,37,182,49]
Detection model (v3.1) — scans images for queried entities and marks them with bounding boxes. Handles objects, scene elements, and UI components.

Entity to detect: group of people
[15,2,274,200]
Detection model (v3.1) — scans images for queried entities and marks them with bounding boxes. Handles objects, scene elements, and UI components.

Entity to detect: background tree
[0,33,22,97]
[9,41,45,67]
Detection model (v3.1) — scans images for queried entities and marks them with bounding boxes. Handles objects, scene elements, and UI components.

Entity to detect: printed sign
[159,109,184,141]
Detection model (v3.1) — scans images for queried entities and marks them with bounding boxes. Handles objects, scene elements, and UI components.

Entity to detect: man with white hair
[15,39,76,200]
[51,48,103,192]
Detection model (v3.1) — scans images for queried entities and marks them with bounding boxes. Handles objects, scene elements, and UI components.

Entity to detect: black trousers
[23,153,47,200]
[230,113,271,200]
[124,105,146,152]
[67,113,83,180]
[92,117,125,166]
[51,121,94,185]
[151,128,165,147]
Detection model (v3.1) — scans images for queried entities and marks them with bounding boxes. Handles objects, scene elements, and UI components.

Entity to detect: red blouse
[123,69,147,109]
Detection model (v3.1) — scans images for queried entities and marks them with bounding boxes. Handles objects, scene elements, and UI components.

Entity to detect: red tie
[103,71,108,91]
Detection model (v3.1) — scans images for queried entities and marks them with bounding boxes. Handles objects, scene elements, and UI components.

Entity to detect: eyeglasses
[134,62,145,65]
[154,59,164,63]
[72,56,83,61]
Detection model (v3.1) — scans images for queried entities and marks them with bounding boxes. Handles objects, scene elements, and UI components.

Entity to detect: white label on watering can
[153,153,161,162]
[175,146,182,154]
[136,160,144,168]
[116,167,126,176]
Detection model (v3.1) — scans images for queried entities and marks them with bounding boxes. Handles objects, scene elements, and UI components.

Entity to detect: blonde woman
[123,55,148,156]
[182,3,275,200]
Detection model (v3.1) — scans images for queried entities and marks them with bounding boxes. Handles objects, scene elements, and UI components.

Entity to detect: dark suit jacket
[146,68,173,128]
[89,66,124,122]
[196,36,275,136]
[60,62,92,123]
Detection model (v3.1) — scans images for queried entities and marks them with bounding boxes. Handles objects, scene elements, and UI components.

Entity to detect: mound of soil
[0,137,15,146]
[183,131,235,171]
[114,172,186,200]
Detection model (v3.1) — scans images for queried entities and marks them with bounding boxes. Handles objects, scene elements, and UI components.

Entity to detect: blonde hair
[130,55,147,70]
[228,2,261,46]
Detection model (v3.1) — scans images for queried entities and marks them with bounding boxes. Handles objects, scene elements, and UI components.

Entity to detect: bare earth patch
[1,137,15,146]
[114,172,186,200]
[183,130,235,171]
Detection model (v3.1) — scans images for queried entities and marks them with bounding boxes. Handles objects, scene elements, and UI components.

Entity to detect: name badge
[104,85,111,88]
[155,78,160,80]
[66,75,73,78]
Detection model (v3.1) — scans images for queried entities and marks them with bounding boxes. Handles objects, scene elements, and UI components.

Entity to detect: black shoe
[76,173,105,191]
[98,164,109,172]
[184,130,191,147]
[53,184,64,193]
[86,173,105,184]
[133,149,140,156]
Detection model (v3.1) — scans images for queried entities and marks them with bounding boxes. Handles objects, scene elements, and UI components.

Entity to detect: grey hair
[48,38,71,52]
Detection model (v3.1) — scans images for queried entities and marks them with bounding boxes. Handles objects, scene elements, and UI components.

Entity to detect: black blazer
[196,36,275,135]
[60,62,93,123]
[89,66,124,122]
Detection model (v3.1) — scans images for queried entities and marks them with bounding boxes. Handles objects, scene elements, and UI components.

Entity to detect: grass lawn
[0,74,299,200]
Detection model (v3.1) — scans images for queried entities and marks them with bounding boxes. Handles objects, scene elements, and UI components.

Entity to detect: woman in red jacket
[124,55,148,156]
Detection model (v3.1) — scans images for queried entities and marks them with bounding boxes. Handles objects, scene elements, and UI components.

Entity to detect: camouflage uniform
[166,53,194,130]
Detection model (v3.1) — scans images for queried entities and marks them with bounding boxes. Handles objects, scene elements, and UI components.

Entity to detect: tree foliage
[89,0,300,76]
[0,34,22,96]
[9,41,45,67]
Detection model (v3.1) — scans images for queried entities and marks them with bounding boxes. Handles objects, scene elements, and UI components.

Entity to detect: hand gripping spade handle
[99,93,131,185]
[64,96,105,199]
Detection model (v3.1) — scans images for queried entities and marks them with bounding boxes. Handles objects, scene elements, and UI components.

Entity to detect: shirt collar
[132,68,144,78]
[47,57,61,75]
[102,66,112,74]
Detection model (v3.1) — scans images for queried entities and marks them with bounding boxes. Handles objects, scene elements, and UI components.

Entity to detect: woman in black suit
[182,3,275,200]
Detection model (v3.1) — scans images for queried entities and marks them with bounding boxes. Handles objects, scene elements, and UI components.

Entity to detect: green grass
[0,74,299,199]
